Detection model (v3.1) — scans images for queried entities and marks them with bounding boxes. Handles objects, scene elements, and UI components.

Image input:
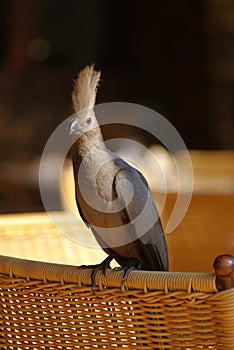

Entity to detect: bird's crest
[72,64,101,113]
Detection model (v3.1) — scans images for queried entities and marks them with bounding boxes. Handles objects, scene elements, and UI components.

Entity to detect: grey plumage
[70,65,168,272]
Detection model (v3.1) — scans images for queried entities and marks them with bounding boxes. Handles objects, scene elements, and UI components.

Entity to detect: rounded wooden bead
[213,254,234,290]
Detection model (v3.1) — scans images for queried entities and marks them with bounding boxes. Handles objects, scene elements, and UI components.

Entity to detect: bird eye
[86,117,92,125]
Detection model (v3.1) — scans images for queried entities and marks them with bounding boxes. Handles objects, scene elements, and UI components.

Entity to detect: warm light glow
[27,37,50,62]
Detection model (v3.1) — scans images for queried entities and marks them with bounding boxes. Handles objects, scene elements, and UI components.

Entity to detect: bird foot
[114,263,142,287]
[90,254,115,292]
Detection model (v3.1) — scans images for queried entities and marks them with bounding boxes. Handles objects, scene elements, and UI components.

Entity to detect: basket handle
[214,254,234,290]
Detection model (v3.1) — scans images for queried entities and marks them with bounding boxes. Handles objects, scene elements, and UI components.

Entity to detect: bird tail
[72,64,101,113]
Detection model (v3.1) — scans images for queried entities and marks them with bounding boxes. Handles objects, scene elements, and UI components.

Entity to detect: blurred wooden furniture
[157,193,234,272]
[177,150,234,194]
[1,193,233,272]
[0,212,108,266]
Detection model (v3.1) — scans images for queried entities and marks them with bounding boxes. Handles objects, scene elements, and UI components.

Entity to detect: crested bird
[70,65,168,288]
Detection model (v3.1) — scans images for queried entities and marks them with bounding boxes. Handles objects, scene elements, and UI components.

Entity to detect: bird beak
[69,119,81,135]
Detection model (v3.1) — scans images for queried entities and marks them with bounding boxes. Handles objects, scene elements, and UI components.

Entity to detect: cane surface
[0,201,233,349]
[0,255,234,350]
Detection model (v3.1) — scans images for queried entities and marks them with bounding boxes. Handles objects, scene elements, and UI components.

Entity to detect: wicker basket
[0,210,234,349]
[0,255,234,349]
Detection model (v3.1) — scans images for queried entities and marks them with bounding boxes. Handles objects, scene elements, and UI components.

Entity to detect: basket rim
[0,255,218,293]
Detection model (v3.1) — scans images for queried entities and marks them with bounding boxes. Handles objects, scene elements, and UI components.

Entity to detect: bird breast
[76,148,122,220]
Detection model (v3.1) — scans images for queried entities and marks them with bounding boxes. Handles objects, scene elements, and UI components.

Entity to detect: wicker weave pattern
[1,256,234,349]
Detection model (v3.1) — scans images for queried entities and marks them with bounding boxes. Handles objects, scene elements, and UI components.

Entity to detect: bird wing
[74,190,114,256]
[113,167,168,271]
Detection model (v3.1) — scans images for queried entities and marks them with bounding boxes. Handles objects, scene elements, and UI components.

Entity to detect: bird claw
[114,263,142,288]
[90,254,115,292]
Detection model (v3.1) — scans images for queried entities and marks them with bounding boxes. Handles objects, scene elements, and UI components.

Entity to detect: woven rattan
[0,211,234,349]
[0,255,234,349]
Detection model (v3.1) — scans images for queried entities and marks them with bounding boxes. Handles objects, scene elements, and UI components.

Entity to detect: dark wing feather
[114,168,168,271]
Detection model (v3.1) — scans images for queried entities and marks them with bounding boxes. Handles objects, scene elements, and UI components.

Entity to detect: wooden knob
[213,254,234,290]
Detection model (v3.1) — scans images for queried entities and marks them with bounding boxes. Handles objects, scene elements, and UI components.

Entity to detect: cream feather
[72,64,101,112]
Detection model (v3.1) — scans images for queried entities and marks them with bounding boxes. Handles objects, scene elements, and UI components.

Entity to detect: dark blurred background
[0,0,233,213]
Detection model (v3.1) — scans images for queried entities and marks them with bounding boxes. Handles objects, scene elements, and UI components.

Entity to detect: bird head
[69,110,99,136]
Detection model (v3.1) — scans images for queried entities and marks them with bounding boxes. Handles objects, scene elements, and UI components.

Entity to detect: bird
[70,65,168,289]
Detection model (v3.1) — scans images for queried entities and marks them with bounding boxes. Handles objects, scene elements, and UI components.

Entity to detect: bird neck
[72,127,106,162]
